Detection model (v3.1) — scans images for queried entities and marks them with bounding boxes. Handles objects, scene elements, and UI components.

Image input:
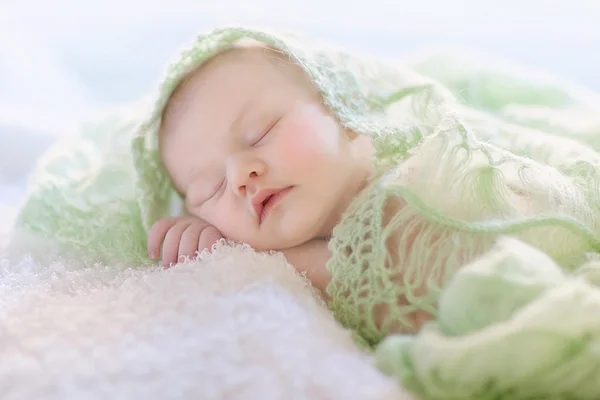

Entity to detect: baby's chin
[242,235,309,252]
[224,206,331,251]
[238,224,319,252]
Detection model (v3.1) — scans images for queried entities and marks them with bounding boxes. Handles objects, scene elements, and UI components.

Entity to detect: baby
[146,42,488,340]
[141,38,599,345]
[148,44,375,296]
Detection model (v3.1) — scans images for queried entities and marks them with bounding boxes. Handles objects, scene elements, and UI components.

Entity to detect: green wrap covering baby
[12,26,600,399]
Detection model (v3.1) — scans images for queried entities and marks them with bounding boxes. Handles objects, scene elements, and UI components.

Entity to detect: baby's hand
[147,216,223,267]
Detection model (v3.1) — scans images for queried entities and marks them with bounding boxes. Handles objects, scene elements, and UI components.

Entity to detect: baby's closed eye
[185,178,225,209]
[250,117,281,146]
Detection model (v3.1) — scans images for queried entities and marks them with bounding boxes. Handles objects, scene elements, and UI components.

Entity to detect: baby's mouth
[260,195,274,221]
[252,187,293,224]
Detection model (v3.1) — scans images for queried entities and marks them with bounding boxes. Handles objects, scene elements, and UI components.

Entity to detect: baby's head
[158,42,373,250]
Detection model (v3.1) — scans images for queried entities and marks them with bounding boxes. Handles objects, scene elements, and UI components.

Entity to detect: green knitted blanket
[12,26,600,399]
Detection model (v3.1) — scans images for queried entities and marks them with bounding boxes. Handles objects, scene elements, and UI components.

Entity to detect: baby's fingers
[147,218,178,259]
[198,225,224,253]
[161,222,192,267]
[178,223,205,261]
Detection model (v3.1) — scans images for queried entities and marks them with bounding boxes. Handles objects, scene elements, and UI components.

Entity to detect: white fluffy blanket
[0,235,412,399]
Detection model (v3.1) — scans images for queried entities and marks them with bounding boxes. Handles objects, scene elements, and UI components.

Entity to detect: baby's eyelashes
[186,178,226,208]
[212,178,226,197]
[249,117,281,146]
[184,189,206,210]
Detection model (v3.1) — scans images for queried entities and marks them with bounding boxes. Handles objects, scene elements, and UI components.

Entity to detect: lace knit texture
[11,26,600,398]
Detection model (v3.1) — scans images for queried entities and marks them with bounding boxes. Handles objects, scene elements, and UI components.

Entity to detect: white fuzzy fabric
[0,237,412,400]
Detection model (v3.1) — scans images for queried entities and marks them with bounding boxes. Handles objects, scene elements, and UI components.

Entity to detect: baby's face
[160,46,373,250]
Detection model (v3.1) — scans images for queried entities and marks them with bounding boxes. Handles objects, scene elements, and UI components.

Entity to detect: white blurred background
[1,0,599,230]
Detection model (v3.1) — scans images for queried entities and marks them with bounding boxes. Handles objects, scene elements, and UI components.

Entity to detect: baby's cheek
[278,132,317,167]
[275,111,340,168]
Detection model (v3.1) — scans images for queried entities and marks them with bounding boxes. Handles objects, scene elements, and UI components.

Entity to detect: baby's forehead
[160,43,300,136]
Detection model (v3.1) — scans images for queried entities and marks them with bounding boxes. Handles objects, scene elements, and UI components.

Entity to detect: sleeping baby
[144,37,600,345]
[148,44,373,295]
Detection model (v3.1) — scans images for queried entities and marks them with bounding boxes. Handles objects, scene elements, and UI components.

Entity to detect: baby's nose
[233,171,259,198]
[227,155,267,198]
